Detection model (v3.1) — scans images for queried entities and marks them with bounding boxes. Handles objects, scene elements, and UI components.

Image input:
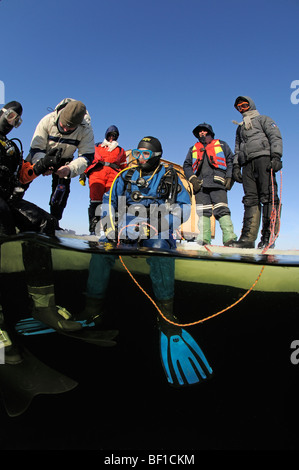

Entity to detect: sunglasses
[132,149,161,160]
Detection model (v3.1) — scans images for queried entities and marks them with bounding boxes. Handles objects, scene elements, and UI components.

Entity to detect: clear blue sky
[1,0,298,249]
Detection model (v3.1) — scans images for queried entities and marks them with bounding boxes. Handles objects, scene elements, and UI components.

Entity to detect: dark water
[0,235,299,452]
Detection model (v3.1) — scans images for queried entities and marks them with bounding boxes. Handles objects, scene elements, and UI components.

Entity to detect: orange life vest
[192,139,227,173]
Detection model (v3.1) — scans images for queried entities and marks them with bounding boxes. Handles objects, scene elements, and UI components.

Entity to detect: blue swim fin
[159,324,213,387]
[15,317,118,346]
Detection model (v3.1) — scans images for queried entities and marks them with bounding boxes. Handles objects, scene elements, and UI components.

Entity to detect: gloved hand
[189,175,202,194]
[225,177,234,190]
[33,148,62,176]
[79,173,86,186]
[267,156,282,173]
[233,164,242,183]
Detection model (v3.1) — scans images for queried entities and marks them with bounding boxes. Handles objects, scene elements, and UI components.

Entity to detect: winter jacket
[85,142,127,176]
[85,142,127,201]
[233,96,283,167]
[183,139,234,189]
[27,98,95,178]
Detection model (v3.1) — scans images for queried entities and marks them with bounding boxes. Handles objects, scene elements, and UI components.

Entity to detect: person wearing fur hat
[183,122,237,246]
[27,98,95,224]
[232,96,283,249]
[84,125,127,234]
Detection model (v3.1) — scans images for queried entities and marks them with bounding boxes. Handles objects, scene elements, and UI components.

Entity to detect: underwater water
[0,233,299,451]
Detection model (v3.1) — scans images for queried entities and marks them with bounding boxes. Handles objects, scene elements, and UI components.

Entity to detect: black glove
[233,164,242,183]
[33,148,62,176]
[225,177,234,190]
[267,156,282,173]
[189,175,202,194]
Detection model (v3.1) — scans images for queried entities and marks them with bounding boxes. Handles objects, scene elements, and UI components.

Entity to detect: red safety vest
[192,140,227,173]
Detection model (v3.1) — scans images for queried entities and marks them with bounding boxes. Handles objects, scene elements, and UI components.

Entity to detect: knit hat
[60,100,86,128]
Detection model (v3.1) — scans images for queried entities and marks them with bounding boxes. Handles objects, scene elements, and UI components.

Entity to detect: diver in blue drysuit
[78,136,191,324]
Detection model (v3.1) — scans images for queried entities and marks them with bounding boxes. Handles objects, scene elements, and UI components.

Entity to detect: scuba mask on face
[134,136,163,173]
[0,101,23,137]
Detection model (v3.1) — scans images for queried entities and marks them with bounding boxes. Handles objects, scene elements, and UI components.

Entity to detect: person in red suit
[84,125,127,234]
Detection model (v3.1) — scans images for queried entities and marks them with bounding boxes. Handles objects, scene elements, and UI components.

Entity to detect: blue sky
[1,0,298,249]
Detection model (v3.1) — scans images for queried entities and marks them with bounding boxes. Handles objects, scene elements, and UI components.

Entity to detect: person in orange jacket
[84,125,127,234]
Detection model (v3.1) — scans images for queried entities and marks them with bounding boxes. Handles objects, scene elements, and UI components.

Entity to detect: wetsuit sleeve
[18,161,38,184]
[183,147,194,180]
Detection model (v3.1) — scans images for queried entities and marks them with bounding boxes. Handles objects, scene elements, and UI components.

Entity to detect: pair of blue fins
[15,314,213,388]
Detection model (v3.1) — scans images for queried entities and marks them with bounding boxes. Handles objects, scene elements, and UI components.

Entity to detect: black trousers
[0,197,57,286]
[242,156,279,207]
[50,174,71,221]
[194,188,231,219]
[0,197,57,236]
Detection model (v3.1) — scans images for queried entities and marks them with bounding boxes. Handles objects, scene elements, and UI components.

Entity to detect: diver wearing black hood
[77,136,191,333]
[0,102,82,366]
[232,96,283,249]
[135,136,163,173]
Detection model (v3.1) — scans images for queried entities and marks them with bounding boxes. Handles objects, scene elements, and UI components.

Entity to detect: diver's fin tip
[159,327,213,388]
[0,349,78,418]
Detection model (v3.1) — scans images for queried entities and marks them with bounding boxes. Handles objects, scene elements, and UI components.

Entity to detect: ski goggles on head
[132,149,161,160]
[236,102,250,112]
[2,108,23,128]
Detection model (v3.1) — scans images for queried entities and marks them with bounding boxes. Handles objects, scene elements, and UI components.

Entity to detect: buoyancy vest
[192,140,227,173]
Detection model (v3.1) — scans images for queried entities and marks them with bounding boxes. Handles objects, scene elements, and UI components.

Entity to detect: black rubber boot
[232,205,261,249]
[155,298,179,332]
[88,202,101,234]
[257,204,281,249]
[76,296,106,327]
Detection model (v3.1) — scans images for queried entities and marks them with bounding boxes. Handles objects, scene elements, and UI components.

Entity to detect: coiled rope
[109,166,282,327]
